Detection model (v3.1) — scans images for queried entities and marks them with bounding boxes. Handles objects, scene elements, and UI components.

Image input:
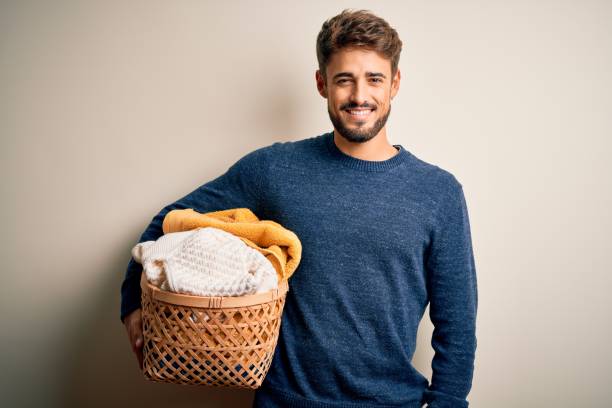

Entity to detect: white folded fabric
[131,227,278,297]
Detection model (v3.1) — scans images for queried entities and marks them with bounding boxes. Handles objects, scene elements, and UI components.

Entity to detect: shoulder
[242,134,315,155]
[269,134,322,153]
[401,151,466,220]
[244,134,324,168]
[232,138,285,166]
[405,151,463,194]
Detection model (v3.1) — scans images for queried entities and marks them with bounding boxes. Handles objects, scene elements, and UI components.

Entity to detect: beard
[327,102,392,144]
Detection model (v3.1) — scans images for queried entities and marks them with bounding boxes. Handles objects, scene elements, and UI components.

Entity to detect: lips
[344,108,375,119]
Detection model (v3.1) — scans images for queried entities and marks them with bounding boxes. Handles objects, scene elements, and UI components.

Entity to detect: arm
[119,145,269,323]
[423,180,478,408]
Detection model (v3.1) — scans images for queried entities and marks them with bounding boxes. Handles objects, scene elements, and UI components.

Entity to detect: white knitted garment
[131,227,278,297]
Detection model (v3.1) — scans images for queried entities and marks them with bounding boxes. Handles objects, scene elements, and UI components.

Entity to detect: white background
[1,1,610,407]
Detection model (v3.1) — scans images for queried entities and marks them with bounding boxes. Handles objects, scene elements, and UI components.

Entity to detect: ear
[390,68,401,100]
[316,70,328,98]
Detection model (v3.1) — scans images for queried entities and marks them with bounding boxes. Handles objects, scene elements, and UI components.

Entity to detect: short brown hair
[316,9,403,83]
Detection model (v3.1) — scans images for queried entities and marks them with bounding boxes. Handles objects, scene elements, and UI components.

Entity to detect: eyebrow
[332,71,387,80]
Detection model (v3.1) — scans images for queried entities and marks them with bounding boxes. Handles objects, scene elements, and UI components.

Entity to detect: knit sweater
[120,130,478,408]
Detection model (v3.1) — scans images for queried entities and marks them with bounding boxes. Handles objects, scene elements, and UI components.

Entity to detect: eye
[337,79,349,84]
[371,78,383,83]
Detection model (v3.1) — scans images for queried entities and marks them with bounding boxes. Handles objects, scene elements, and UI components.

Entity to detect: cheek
[374,90,390,103]
[330,90,350,104]
[375,96,391,110]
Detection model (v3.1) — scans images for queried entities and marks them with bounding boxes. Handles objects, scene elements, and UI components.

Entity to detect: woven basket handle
[139,272,289,308]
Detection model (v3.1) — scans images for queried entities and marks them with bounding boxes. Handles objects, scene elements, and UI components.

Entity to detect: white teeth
[347,110,372,115]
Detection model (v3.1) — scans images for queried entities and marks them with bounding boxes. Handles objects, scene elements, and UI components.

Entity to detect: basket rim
[139,272,289,308]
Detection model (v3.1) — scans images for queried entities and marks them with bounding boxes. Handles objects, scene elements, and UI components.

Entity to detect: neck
[333,129,399,161]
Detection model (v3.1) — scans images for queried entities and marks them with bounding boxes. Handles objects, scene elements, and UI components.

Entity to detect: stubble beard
[328,102,392,144]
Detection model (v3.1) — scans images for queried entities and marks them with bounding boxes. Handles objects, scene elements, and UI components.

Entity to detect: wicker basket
[139,273,289,389]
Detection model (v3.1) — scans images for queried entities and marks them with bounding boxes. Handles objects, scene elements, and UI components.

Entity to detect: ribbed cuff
[423,390,469,408]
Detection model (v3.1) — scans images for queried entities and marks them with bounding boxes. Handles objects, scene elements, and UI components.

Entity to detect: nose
[349,78,369,107]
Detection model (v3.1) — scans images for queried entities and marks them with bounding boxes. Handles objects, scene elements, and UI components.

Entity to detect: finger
[130,318,142,333]
[131,322,143,340]
[130,337,142,352]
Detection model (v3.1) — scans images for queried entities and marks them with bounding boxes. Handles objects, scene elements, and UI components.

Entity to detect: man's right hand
[123,308,144,370]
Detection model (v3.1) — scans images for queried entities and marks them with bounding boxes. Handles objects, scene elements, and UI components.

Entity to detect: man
[122,8,478,408]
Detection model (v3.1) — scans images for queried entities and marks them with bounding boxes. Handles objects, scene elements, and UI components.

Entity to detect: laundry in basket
[134,207,301,389]
[132,226,279,297]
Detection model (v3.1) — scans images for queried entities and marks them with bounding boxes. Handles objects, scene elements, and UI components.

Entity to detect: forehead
[326,48,392,76]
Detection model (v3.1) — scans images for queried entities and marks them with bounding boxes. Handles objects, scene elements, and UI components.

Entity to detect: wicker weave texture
[140,275,288,389]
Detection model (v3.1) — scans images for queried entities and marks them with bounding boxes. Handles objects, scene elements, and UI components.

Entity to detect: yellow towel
[162,208,302,283]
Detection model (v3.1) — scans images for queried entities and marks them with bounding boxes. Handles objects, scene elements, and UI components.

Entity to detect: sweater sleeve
[119,146,269,323]
[423,180,478,408]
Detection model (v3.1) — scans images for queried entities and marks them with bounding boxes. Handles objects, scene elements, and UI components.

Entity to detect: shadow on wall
[58,243,255,408]
[57,69,303,408]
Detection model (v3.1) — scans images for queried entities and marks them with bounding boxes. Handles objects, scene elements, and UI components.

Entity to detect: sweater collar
[323,130,411,172]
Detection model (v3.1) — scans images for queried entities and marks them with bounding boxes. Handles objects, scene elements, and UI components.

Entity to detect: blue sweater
[120,131,478,408]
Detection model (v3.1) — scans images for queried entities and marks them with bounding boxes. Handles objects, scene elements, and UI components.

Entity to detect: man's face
[316,47,400,143]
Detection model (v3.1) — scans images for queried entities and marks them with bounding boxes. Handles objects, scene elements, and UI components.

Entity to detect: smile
[344,108,374,119]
